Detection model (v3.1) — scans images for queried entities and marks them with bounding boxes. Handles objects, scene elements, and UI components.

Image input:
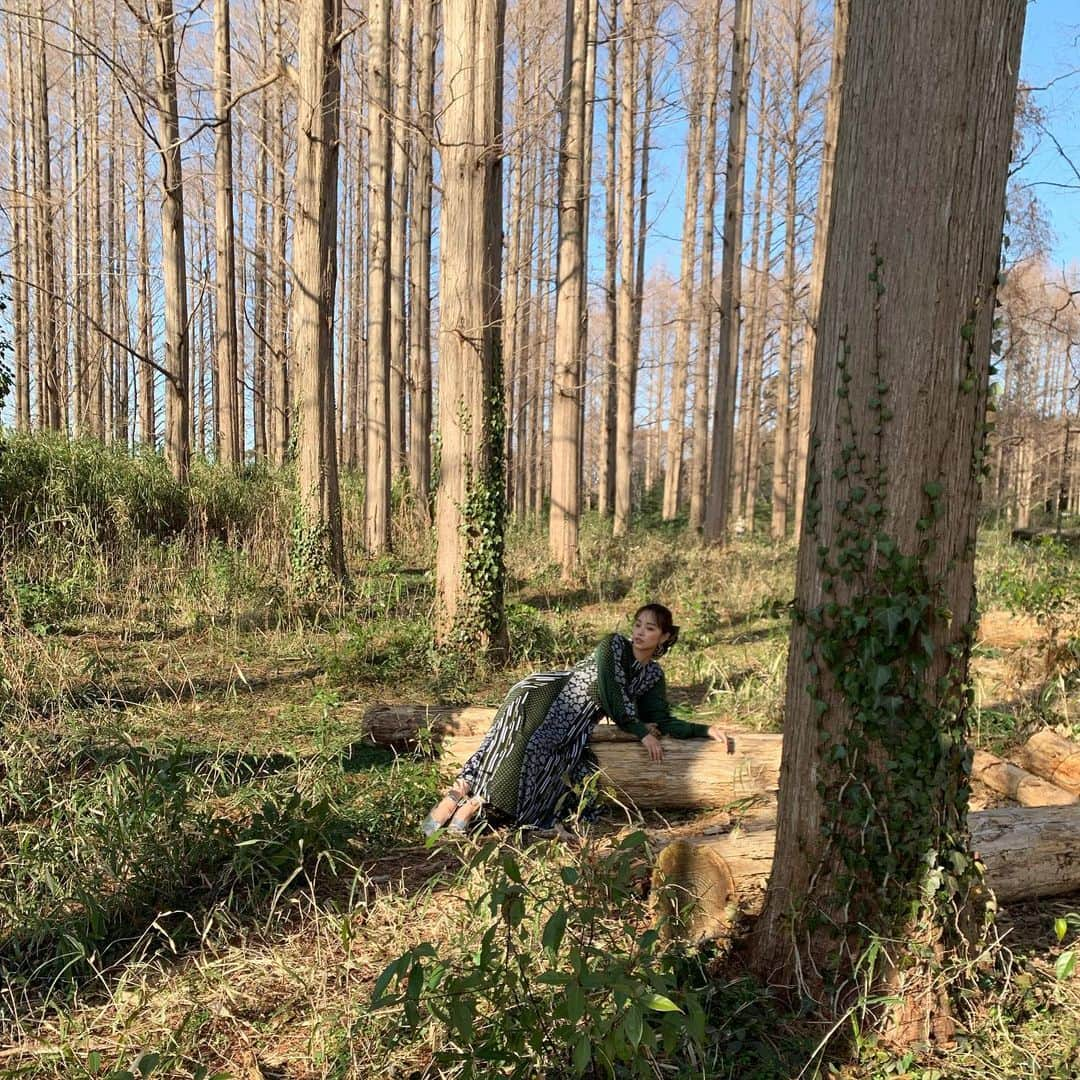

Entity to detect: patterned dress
[458,633,710,828]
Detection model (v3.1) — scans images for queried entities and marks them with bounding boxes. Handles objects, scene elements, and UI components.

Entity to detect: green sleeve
[594,634,650,739]
[636,673,711,739]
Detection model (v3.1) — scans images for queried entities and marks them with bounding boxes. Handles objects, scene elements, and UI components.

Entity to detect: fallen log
[440,730,783,809]
[656,804,1080,929]
[971,749,1078,807]
[1018,730,1080,796]
[363,704,499,746]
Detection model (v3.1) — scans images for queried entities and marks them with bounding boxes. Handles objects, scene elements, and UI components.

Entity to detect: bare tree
[434,0,508,653]
[549,0,591,574]
[705,0,752,543]
[292,0,346,583]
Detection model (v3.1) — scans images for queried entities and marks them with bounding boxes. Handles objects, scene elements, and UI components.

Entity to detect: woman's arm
[594,634,651,739]
[637,675,711,739]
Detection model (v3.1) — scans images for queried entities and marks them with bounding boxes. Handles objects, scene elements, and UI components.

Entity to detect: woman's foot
[446,795,484,834]
[421,786,469,838]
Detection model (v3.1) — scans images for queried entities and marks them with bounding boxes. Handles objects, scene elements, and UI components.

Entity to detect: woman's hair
[634,603,680,656]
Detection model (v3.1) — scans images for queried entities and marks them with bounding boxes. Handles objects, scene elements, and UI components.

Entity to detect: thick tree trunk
[749,0,1026,1035]
[704,0,752,544]
[366,0,394,553]
[434,0,508,654]
[549,0,590,575]
[292,0,346,584]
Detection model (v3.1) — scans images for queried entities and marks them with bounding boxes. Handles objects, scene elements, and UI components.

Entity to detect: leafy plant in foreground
[372,831,708,1079]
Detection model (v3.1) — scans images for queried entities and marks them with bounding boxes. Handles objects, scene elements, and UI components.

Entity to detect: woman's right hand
[641,732,664,763]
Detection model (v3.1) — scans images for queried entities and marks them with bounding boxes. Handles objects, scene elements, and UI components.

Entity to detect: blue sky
[1018,0,1080,268]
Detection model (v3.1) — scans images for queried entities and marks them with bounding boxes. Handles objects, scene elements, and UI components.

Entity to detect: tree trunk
[749,0,1026,1038]
[390,0,414,480]
[271,0,291,467]
[30,7,62,431]
[612,0,636,537]
[769,2,805,542]
[661,39,702,522]
[793,0,847,531]
[596,0,619,518]
[292,0,346,584]
[6,15,31,431]
[408,0,438,521]
[214,0,241,467]
[434,0,508,655]
[704,0,752,543]
[253,1,270,461]
[366,0,394,553]
[152,0,191,483]
[688,2,721,532]
[549,0,590,576]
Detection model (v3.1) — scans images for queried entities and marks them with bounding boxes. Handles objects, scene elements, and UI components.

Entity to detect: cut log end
[653,840,736,944]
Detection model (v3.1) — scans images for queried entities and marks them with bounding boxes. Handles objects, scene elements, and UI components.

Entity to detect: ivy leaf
[873,665,892,692]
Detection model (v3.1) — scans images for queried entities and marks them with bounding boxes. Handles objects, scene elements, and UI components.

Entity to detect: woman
[422,603,734,836]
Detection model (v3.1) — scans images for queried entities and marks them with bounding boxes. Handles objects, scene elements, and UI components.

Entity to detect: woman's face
[632,610,670,656]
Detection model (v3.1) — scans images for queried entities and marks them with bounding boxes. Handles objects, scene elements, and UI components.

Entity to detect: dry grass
[1,502,1079,1078]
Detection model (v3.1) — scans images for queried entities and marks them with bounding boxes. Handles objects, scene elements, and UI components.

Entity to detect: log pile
[363,706,1080,908]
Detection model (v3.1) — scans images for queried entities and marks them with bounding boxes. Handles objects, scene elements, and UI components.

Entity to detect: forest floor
[2,509,1080,1078]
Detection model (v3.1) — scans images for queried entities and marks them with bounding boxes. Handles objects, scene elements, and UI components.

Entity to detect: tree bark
[270,0,290,467]
[748,0,1026,1035]
[769,1,805,542]
[390,0,414,479]
[705,0,753,543]
[549,0,591,575]
[687,2,720,533]
[434,0,508,654]
[612,0,636,537]
[793,0,847,531]
[214,0,241,468]
[596,0,619,518]
[151,0,191,482]
[366,0,394,553]
[292,0,346,584]
[408,0,438,522]
[661,39,702,522]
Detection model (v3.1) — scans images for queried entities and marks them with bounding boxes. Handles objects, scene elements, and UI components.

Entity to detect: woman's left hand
[708,725,736,754]
[641,732,664,763]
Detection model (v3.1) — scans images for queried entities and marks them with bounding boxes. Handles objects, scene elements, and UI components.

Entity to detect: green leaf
[542,907,568,954]
[1055,950,1076,981]
[642,992,682,1013]
[573,1033,592,1075]
[566,982,585,1024]
[1055,917,1068,943]
[923,481,943,499]
[624,1004,644,1047]
[87,1053,103,1075]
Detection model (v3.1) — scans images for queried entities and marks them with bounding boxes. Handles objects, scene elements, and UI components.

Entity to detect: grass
[0,438,1078,1076]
